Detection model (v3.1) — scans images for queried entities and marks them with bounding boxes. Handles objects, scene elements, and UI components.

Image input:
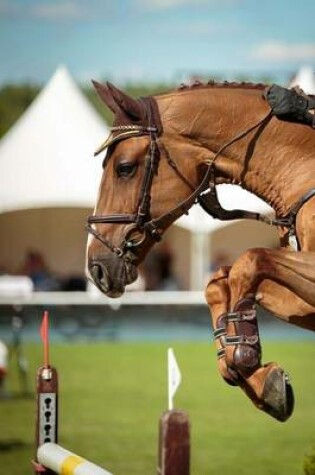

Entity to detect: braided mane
[171,79,315,100]
[176,79,267,92]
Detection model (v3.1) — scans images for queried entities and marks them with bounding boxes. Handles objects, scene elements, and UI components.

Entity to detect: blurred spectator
[18,250,59,291]
[142,243,180,291]
[61,275,87,291]
[0,339,8,398]
[10,311,30,396]
[0,263,7,275]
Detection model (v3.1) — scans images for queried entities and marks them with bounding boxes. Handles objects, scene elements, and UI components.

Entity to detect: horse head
[86,82,212,297]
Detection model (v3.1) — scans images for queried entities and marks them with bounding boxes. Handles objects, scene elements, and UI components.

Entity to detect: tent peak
[43,65,82,96]
[288,65,315,95]
[0,65,109,214]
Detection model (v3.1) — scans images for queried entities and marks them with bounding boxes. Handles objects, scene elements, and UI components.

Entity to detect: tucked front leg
[224,247,315,421]
[206,262,294,422]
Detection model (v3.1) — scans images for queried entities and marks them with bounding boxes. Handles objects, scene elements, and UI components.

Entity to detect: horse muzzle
[88,253,138,298]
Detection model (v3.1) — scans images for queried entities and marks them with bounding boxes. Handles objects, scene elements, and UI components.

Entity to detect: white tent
[0,66,109,278]
[288,65,315,94]
[0,65,107,213]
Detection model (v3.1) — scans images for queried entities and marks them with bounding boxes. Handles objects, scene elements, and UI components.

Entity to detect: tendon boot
[225,298,261,375]
[214,298,294,421]
[214,297,260,385]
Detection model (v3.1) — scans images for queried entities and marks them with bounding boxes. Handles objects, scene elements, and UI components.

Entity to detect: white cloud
[31,1,85,20]
[134,0,242,10]
[254,41,315,62]
[144,0,207,7]
[0,0,19,15]
[0,0,88,20]
[156,20,218,35]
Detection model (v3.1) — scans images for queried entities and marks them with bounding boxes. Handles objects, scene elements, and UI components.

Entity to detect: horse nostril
[89,257,127,298]
[90,264,104,284]
[90,262,110,293]
[91,263,103,283]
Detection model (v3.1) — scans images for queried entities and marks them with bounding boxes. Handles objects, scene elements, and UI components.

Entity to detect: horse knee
[205,266,230,307]
[228,248,272,295]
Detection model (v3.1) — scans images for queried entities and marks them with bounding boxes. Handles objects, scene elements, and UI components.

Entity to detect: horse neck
[156,86,315,216]
[157,85,267,138]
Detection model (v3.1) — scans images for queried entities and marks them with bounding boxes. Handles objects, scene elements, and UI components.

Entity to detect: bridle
[86,95,277,261]
[87,122,162,259]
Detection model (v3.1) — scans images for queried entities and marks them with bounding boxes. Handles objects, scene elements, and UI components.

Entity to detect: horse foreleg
[221,247,315,421]
[206,252,304,422]
[206,266,267,392]
[207,273,288,422]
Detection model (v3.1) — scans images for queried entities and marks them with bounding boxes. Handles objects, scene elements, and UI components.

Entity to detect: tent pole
[190,232,210,290]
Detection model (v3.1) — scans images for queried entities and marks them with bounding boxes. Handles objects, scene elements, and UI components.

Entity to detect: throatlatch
[214,298,261,383]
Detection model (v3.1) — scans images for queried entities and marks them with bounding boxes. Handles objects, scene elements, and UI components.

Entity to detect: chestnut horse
[86,80,315,422]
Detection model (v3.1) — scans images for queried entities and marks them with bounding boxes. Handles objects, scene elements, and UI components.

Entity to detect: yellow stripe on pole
[61,455,85,475]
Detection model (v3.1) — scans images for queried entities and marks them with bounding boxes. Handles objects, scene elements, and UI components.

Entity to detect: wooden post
[158,409,190,475]
[34,366,58,474]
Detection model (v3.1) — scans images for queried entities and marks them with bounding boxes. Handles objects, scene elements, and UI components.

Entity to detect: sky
[0,0,315,87]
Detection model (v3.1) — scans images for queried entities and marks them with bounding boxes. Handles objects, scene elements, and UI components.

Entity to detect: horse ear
[106,82,145,121]
[91,80,120,114]
[92,80,145,122]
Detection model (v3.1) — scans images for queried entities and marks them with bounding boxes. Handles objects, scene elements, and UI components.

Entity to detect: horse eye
[116,162,138,178]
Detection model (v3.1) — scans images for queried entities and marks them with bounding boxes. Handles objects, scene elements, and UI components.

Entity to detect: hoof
[223,376,238,387]
[261,367,294,422]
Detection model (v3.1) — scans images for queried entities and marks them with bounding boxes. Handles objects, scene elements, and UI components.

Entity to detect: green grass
[1,342,314,475]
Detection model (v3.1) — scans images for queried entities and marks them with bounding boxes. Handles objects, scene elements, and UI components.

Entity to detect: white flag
[168,348,181,410]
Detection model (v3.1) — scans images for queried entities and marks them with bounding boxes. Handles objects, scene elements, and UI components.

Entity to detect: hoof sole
[262,367,294,422]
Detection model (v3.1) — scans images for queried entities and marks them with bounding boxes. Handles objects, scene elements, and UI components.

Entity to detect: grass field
[0,341,314,475]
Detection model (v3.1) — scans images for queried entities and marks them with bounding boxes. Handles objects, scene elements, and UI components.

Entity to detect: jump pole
[37,443,112,475]
[157,348,190,475]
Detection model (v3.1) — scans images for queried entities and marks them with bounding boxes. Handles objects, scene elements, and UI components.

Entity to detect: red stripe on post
[40,311,50,368]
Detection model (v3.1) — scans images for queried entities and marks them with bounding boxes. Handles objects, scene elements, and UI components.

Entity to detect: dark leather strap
[273,187,315,250]
[88,215,137,224]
